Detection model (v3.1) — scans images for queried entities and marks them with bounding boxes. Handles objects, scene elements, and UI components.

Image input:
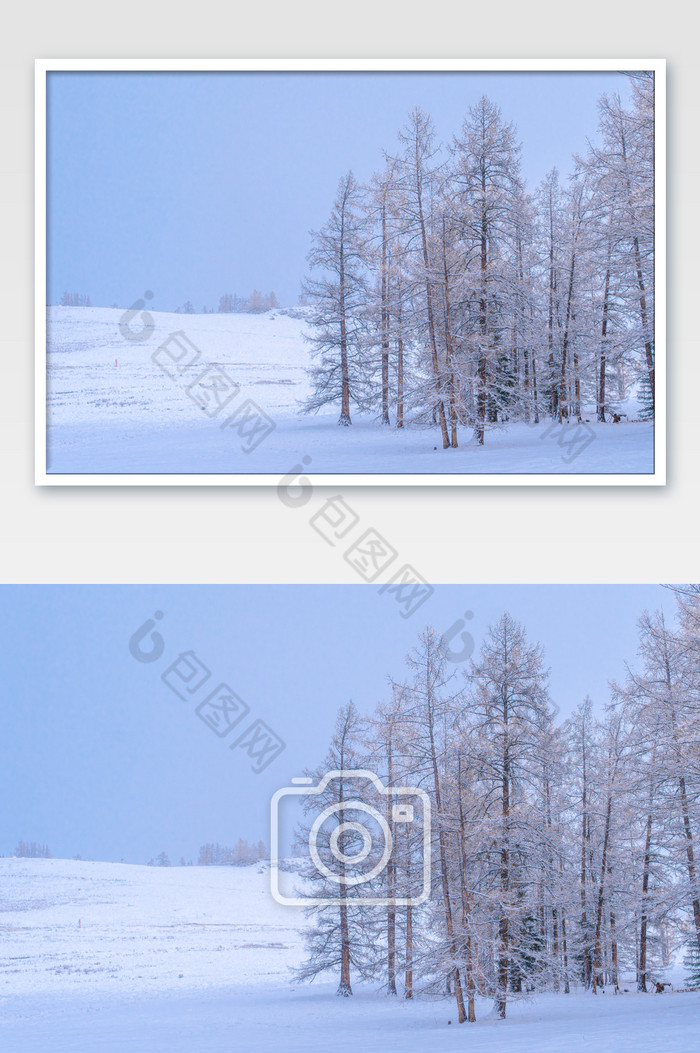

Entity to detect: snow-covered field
[0,857,305,997]
[45,307,655,477]
[2,858,698,1052]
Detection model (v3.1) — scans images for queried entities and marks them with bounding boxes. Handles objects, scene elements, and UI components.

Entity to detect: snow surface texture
[2,858,698,1052]
[45,307,654,477]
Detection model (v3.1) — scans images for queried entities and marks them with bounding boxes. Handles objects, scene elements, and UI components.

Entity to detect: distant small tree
[248,289,265,313]
[156,851,171,867]
[198,842,216,865]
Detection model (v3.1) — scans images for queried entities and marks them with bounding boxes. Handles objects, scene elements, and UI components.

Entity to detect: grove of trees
[218,290,279,314]
[197,838,267,866]
[293,588,700,1023]
[303,75,655,447]
[15,841,51,858]
[60,292,91,307]
[171,291,280,314]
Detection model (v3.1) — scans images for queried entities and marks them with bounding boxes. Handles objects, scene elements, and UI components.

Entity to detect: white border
[35,58,666,487]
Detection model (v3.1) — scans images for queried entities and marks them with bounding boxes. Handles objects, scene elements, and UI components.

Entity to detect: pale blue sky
[0,585,669,864]
[46,69,635,310]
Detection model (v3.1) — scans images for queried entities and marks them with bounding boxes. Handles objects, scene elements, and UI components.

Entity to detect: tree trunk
[380,196,390,425]
[396,274,404,429]
[593,790,614,992]
[496,687,511,1019]
[558,249,576,424]
[573,337,581,422]
[598,263,611,422]
[561,910,571,993]
[638,806,653,991]
[531,343,540,424]
[415,144,449,448]
[337,759,352,995]
[338,898,352,996]
[338,190,351,426]
[386,731,397,995]
[426,683,467,1022]
[441,217,458,448]
[457,753,476,1021]
[545,772,560,991]
[580,721,592,989]
[404,900,413,999]
[475,163,488,445]
[609,874,619,992]
[548,185,557,418]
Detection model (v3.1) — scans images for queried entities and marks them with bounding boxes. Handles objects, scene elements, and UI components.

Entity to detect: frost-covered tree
[295,701,378,995]
[577,79,655,415]
[291,593,698,1023]
[398,628,470,1020]
[451,97,528,443]
[464,612,556,1016]
[303,81,655,448]
[386,109,452,447]
[303,173,370,426]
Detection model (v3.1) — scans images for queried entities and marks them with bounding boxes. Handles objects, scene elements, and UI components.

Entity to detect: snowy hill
[45,307,655,477]
[0,856,305,997]
[1,858,698,1053]
[47,305,313,429]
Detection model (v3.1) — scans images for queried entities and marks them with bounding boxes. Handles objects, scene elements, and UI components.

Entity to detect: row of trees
[294,589,700,1024]
[303,76,655,446]
[147,839,267,867]
[14,840,52,858]
[198,839,267,866]
[59,292,91,307]
[56,293,280,314]
[171,292,282,314]
[217,290,279,314]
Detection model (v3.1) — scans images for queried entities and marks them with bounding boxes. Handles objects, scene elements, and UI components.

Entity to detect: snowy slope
[0,856,305,997]
[45,307,655,477]
[1,858,698,1053]
[47,306,312,429]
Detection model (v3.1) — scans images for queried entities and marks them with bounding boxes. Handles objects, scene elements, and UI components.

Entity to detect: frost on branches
[294,590,700,1026]
[303,77,655,448]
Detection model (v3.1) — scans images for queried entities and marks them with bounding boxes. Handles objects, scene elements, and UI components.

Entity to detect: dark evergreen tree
[684,937,700,990]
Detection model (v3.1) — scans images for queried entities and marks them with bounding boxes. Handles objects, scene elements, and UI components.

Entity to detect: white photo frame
[35,58,666,486]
